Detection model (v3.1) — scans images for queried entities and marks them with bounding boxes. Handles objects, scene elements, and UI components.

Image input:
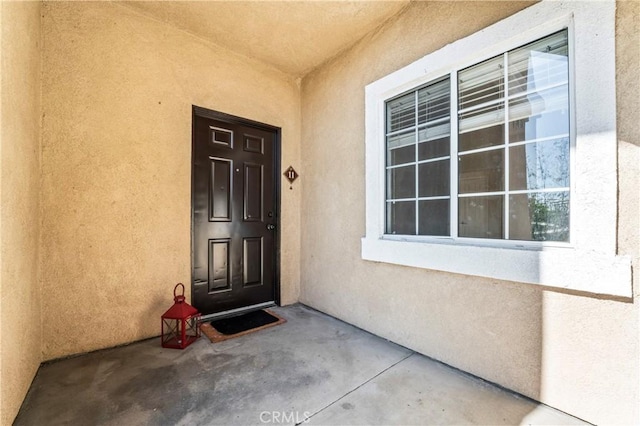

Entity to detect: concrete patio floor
[15,304,587,425]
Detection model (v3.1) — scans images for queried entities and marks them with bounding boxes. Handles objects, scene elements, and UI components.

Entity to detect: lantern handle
[174,283,185,298]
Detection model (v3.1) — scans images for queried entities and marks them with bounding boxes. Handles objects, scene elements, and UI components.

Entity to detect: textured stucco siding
[0,1,43,424]
[40,1,301,360]
[299,1,639,424]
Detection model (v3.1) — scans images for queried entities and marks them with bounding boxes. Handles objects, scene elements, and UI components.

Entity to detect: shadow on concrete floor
[15,304,586,425]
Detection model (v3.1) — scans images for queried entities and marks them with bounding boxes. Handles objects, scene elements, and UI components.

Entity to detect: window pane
[459,149,504,193]
[508,30,569,146]
[508,30,568,97]
[387,131,415,166]
[387,165,415,199]
[387,130,415,148]
[386,201,416,235]
[418,121,450,144]
[418,160,449,197]
[458,105,504,151]
[418,199,450,236]
[459,195,504,239]
[418,78,450,124]
[509,85,569,143]
[419,136,449,160]
[388,143,415,166]
[458,55,504,110]
[509,192,569,242]
[418,120,450,159]
[510,138,569,190]
[387,93,415,132]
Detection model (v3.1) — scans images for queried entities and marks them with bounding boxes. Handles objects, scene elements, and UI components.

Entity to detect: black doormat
[210,309,280,335]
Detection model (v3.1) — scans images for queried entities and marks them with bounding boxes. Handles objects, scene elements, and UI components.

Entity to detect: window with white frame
[385,31,570,242]
[363,1,632,297]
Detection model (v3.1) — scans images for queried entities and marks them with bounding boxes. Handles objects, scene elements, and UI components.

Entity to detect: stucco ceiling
[121,1,410,76]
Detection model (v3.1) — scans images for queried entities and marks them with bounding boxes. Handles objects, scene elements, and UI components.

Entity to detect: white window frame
[362,0,632,297]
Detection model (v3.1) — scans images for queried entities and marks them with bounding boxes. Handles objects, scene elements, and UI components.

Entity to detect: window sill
[361,237,632,297]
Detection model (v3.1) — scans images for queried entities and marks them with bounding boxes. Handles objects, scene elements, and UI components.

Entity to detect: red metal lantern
[161,283,201,349]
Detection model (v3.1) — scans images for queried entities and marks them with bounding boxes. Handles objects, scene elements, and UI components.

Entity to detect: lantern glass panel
[186,316,201,340]
[162,318,181,348]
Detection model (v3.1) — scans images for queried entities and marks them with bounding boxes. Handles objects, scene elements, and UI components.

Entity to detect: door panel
[209,158,232,221]
[208,239,231,292]
[244,163,263,221]
[192,107,279,315]
[243,237,263,286]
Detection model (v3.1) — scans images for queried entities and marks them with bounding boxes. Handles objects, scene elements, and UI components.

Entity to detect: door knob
[266,224,276,231]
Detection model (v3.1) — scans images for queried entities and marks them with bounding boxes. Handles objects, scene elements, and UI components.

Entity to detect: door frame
[191,105,282,316]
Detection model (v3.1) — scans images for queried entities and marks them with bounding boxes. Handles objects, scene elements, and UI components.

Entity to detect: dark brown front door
[192,106,279,316]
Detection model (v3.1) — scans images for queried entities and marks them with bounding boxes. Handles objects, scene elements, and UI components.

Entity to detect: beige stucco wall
[0,1,43,424]
[40,1,301,360]
[300,1,639,424]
